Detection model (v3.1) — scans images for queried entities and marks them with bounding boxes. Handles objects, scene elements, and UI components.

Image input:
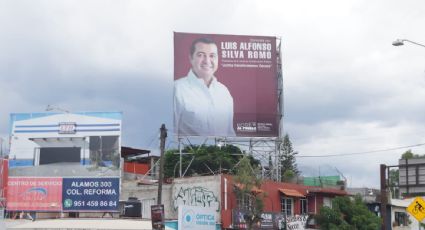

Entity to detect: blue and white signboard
[62,177,119,212]
[178,205,216,230]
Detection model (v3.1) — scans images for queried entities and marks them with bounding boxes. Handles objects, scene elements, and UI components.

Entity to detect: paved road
[2,219,155,230]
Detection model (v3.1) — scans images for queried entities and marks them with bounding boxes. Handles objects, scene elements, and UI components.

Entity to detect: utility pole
[380,164,387,230]
[157,124,167,205]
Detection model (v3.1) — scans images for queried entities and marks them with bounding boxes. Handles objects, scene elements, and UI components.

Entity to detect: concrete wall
[120,180,173,219]
[121,175,221,221]
[171,175,221,220]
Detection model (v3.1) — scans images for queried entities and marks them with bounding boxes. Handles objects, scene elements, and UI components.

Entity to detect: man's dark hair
[190,37,217,57]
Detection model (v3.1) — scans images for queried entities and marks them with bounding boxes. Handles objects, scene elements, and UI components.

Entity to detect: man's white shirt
[174,70,235,136]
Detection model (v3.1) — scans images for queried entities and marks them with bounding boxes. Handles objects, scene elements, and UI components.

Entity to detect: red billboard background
[174,32,279,137]
[7,177,62,211]
[1,159,7,204]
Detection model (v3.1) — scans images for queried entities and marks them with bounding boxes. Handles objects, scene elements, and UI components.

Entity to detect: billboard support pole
[277,36,284,139]
[249,139,253,156]
[275,138,280,181]
[178,137,182,178]
[276,37,284,182]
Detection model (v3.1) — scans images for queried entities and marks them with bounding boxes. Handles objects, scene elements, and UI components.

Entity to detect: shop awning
[278,188,305,198]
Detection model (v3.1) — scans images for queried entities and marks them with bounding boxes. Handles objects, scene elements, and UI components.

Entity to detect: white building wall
[390,198,421,230]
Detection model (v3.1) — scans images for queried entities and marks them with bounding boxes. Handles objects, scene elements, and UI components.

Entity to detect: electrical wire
[297,142,425,158]
[145,130,160,149]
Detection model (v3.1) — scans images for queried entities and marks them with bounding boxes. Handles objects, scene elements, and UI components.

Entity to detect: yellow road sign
[407,197,425,222]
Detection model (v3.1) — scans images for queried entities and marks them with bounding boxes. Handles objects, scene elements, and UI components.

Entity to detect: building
[347,187,381,215]
[388,198,419,230]
[121,146,159,182]
[122,174,347,229]
[398,158,425,196]
[348,187,420,230]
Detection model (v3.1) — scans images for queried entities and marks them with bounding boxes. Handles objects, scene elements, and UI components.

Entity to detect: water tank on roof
[122,197,141,218]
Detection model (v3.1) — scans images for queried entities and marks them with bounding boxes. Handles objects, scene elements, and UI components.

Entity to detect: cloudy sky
[1,0,425,188]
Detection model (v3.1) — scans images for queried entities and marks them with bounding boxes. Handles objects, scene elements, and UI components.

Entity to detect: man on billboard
[174,37,235,137]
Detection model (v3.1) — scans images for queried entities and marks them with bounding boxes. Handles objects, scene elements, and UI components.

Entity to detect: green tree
[401,149,415,159]
[233,156,264,230]
[280,134,300,182]
[316,195,381,230]
[389,169,399,198]
[164,144,260,178]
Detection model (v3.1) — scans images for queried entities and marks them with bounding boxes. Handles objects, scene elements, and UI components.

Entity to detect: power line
[297,142,425,158]
[146,130,160,149]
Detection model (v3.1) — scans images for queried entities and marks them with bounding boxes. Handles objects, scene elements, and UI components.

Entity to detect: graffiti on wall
[173,186,219,211]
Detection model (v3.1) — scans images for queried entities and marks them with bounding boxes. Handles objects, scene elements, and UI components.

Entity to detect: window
[394,212,408,227]
[236,193,252,211]
[280,197,293,216]
[300,198,308,214]
[323,197,332,208]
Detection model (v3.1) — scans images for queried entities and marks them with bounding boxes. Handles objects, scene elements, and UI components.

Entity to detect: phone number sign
[62,178,119,212]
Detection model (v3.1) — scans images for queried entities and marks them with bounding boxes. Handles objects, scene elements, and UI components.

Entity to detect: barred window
[300,198,308,214]
[237,193,252,211]
[394,212,408,226]
[280,197,293,216]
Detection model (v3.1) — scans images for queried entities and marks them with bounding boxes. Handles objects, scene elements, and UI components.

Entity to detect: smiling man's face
[190,42,218,83]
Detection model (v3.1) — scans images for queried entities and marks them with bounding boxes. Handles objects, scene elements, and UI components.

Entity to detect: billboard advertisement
[8,112,122,178]
[6,177,62,211]
[62,177,119,212]
[174,32,279,137]
[151,204,165,230]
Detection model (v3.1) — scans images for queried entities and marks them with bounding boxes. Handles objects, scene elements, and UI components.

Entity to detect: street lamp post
[391,38,424,230]
[392,39,425,48]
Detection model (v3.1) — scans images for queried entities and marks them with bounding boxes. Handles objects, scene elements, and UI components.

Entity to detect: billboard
[62,177,119,212]
[6,177,119,212]
[174,32,279,137]
[6,177,62,211]
[8,112,122,177]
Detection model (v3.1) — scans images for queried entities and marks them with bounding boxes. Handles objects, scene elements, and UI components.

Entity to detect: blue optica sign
[178,206,216,230]
[62,178,119,211]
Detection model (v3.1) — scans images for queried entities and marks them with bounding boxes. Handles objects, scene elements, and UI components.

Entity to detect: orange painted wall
[123,162,150,175]
[219,174,346,229]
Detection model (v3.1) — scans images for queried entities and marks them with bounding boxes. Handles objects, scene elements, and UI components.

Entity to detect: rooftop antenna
[335,167,347,181]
